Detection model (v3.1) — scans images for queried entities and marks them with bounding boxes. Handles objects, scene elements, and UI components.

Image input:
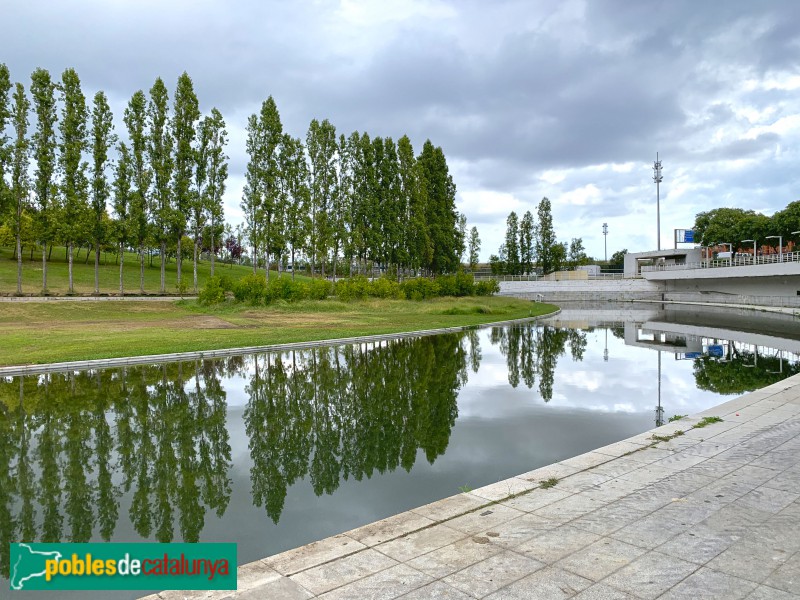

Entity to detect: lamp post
[602,223,608,262]
[653,154,663,250]
[742,239,757,265]
[766,235,783,262]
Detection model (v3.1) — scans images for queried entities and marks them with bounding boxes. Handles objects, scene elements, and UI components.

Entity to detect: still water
[2,304,799,597]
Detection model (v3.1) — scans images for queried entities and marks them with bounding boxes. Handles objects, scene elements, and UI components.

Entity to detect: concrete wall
[499,279,663,301]
[665,276,800,297]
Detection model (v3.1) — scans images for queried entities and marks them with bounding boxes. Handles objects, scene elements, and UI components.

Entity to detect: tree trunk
[291,248,296,281]
[68,242,74,294]
[16,230,22,295]
[252,244,257,275]
[85,245,91,264]
[95,246,100,294]
[177,236,182,288]
[193,240,198,293]
[139,245,145,294]
[119,242,124,295]
[48,244,53,261]
[210,222,216,277]
[333,244,338,283]
[265,249,270,282]
[160,241,166,293]
[42,246,47,294]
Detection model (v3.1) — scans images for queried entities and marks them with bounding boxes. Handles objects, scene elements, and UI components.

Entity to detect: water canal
[2,304,800,598]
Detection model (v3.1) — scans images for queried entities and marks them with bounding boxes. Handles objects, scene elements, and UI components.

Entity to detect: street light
[766,235,783,262]
[602,223,608,263]
[742,239,756,265]
[653,154,663,251]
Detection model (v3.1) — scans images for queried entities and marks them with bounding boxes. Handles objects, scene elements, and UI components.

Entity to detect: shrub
[217,274,235,292]
[335,276,371,301]
[233,273,268,305]
[455,271,476,297]
[401,277,440,300]
[369,277,404,299]
[475,279,500,296]
[198,276,226,306]
[266,277,308,303]
[435,275,457,297]
[308,278,333,300]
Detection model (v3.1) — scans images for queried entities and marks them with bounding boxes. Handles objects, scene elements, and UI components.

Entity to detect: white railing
[641,251,800,273]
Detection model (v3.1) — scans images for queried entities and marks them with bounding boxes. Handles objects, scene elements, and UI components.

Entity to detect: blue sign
[707,345,724,358]
[683,230,694,243]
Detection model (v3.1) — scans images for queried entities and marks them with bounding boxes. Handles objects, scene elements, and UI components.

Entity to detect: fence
[641,251,800,273]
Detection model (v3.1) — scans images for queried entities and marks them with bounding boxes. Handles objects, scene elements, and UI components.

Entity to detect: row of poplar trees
[241,97,463,280]
[0,64,229,295]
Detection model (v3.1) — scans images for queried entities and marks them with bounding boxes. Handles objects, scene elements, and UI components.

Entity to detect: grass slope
[0,246,304,295]
[0,297,557,366]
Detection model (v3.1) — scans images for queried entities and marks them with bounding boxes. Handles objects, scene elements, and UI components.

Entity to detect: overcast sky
[3,0,799,261]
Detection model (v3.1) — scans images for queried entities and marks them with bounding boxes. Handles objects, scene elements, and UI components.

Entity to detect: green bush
[233,273,267,305]
[435,275,457,297]
[198,276,226,306]
[475,279,500,296]
[308,278,333,300]
[455,271,476,296]
[266,277,308,303]
[218,274,235,292]
[335,276,371,301]
[369,277,404,299]
[401,277,440,300]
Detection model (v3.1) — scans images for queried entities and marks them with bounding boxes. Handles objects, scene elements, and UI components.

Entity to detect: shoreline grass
[0,296,558,367]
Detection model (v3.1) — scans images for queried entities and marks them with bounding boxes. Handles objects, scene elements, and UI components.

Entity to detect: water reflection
[2,309,800,586]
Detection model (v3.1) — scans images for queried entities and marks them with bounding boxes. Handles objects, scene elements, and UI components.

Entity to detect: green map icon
[10,543,63,590]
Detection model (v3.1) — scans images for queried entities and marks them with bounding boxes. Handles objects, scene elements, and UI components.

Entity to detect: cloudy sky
[3,0,799,260]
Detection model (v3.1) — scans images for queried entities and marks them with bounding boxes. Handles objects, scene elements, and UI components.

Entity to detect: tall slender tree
[281,135,309,280]
[417,140,458,274]
[536,197,557,274]
[397,135,430,276]
[123,90,151,293]
[242,113,262,274]
[147,78,173,293]
[468,226,481,272]
[258,98,283,281]
[58,68,89,294]
[172,72,200,288]
[89,91,115,294]
[30,68,58,294]
[11,83,30,295]
[306,118,337,277]
[504,212,520,275]
[0,64,11,224]
[329,133,349,281]
[519,210,535,275]
[457,213,467,266]
[112,142,132,294]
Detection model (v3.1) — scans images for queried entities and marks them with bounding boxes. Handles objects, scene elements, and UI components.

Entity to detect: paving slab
[140,372,800,600]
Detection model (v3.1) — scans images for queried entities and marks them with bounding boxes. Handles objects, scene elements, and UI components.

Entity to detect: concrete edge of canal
[140,369,800,599]
[0,308,561,377]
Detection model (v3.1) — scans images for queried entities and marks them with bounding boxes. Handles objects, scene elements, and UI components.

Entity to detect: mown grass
[0,296,558,366]
[0,245,307,296]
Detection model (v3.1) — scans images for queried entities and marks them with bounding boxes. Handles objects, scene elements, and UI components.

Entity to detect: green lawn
[0,245,303,296]
[0,297,558,366]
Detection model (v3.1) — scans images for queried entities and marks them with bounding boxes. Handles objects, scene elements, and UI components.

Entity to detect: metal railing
[641,251,800,273]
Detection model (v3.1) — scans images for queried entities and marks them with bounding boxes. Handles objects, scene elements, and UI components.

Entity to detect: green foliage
[265,277,308,303]
[335,275,371,301]
[668,414,687,422]
[368,277,404,299]
[233,273,267,305]
[540,477,559,489]
[307,278,332,300]
[475,279,500,296]
[401,277,440,301]
[694,416,723,428]
[198,275,225,305]
[457,484,472,494]
[217,273,235,292]
[175,277,189,297]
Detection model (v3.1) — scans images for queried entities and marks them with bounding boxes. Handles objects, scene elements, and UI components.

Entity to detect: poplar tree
[30,68,58,294]
[306,118,337,277]
[519,210,535,274]
[89,91,115,294]
[468,226,481,272]
[329,133,350,281]
[258,97,283,281]
[58,68,89,294]
[172,72,200,288]
[536,196,557,274]
[193,108,227,284]
[242,113,262,274]
[147,77,173,294]
[123,90,151,293]
[0,64,10,223]
[280,135,309,280]
[112,143,132,294]
[505,212,520,275]
[377,137,401,271]
[417,140,458,274]
[457,213,467,265]
[11,83,30,295]
[397,135,430,275]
